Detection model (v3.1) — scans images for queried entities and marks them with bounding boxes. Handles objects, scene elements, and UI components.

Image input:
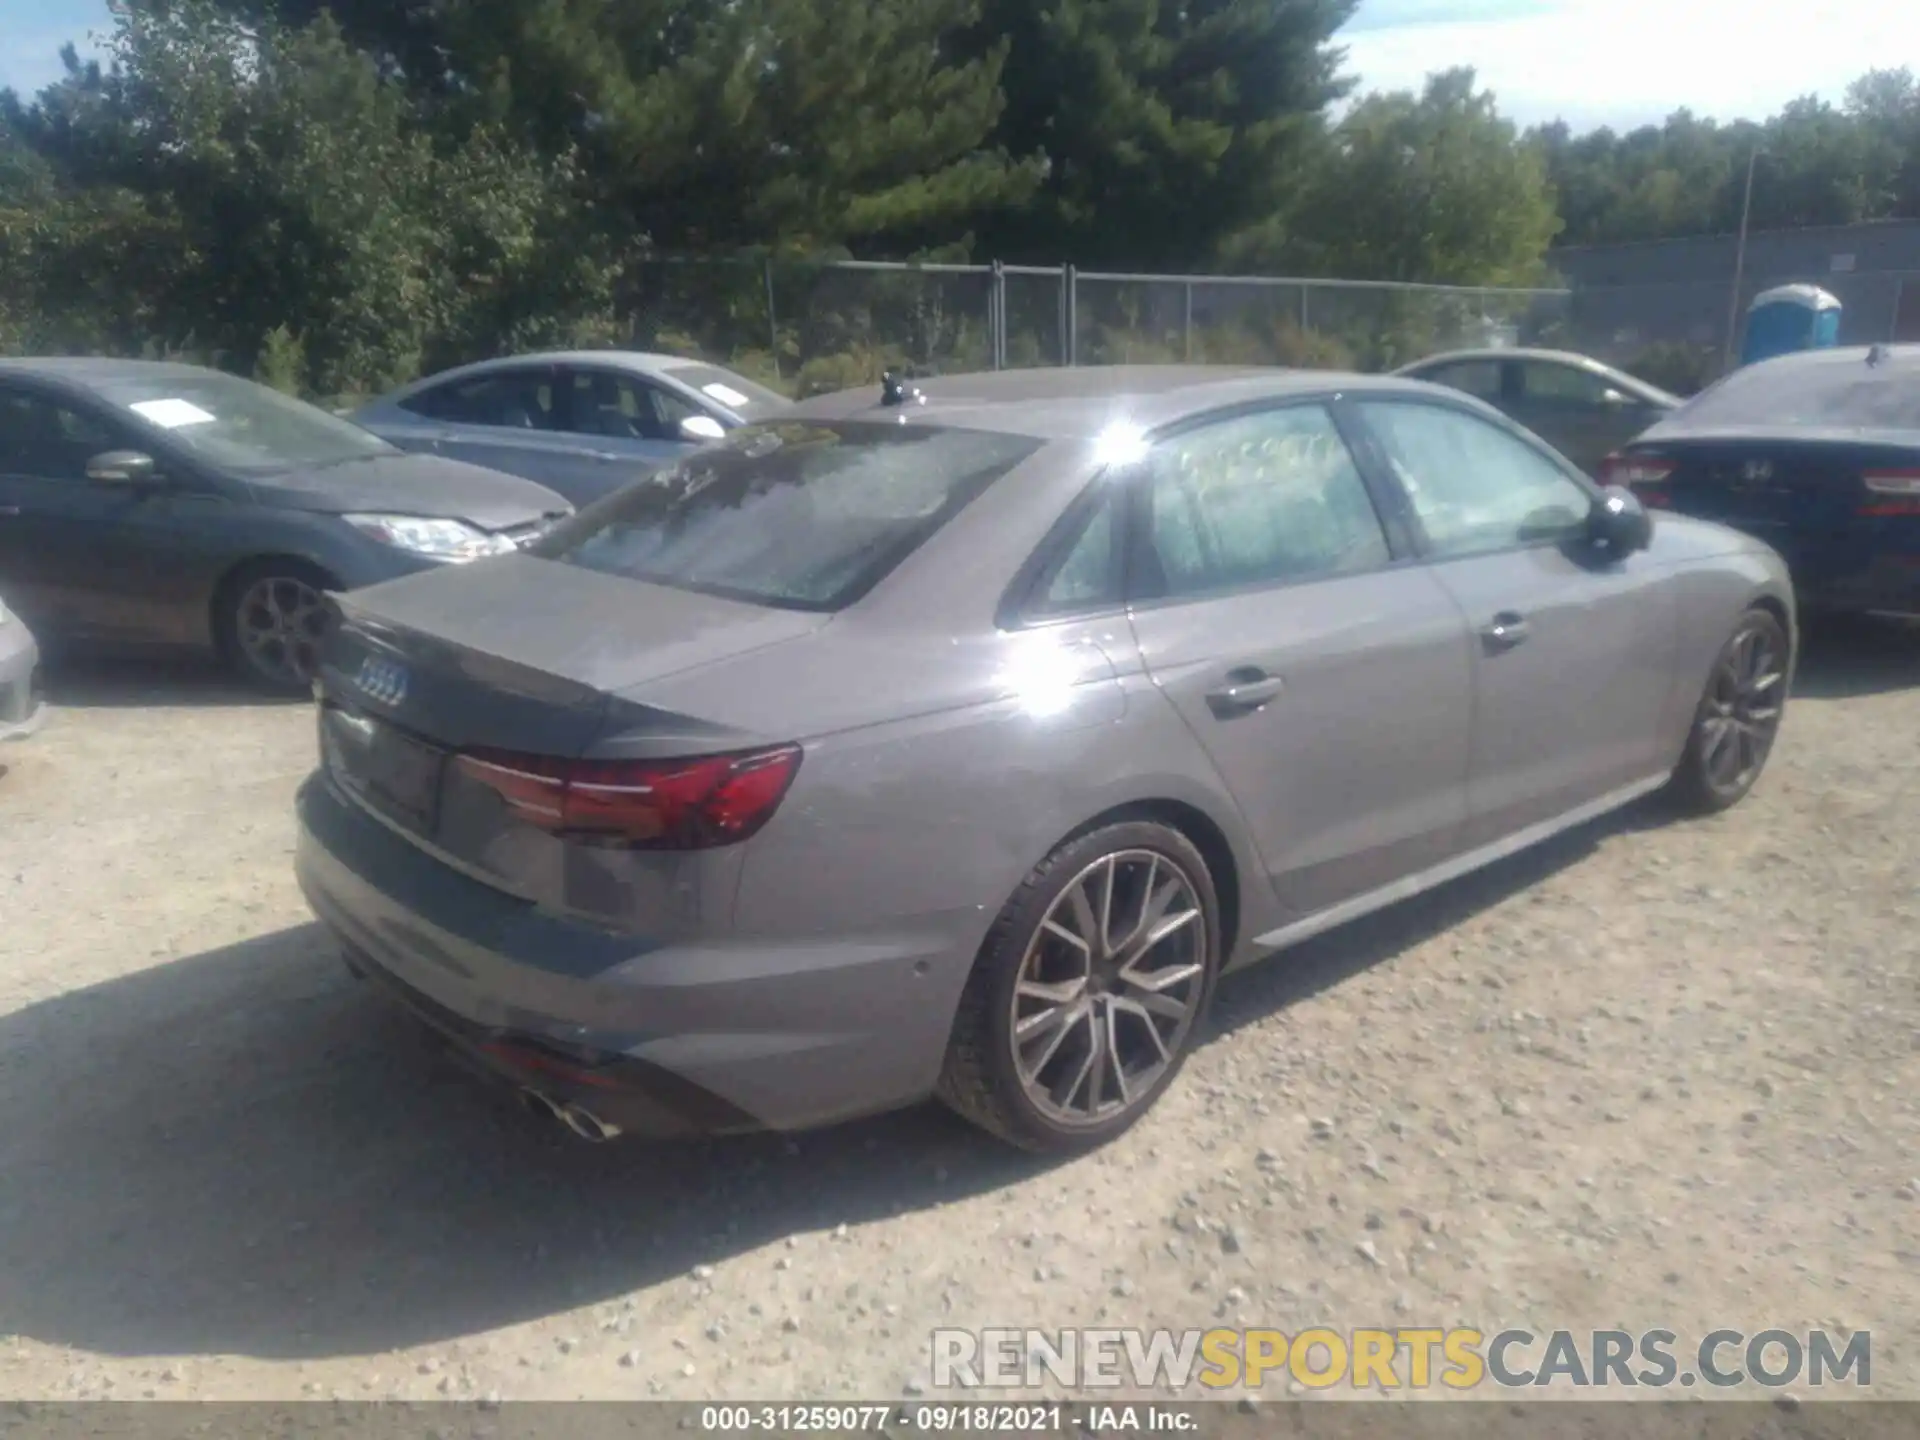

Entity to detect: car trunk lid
[311,556,827,907]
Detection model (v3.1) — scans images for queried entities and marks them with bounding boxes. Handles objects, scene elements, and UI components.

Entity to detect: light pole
[1722,144,1761,374]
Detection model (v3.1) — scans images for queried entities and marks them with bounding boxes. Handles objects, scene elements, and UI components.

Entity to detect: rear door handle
[1480,612,1531,652]
[1205,667,1285,718]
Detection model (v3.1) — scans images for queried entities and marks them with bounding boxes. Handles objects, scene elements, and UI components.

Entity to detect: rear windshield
[529,421,1041,610]
[660,364,789,417]
[1671,355,1920,433]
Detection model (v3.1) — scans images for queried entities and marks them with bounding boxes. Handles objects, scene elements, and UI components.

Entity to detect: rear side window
[531,421,1040,611]
[1138,405,1391,599]
[1421,360,1504,402]
[1673,355,1920,432]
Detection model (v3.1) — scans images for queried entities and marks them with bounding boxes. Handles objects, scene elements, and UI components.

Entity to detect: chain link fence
[617,257,1573,397]
[1553,269,1920,396]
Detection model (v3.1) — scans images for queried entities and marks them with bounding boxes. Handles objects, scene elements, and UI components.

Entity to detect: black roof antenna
[880,370,923,407]
[1867,344,1889,368]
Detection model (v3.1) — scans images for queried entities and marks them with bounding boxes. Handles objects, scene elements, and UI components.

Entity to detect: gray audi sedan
[296,366,1795,1153]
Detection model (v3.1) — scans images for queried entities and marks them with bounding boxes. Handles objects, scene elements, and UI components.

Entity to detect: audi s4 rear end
[295,412,1078,1142]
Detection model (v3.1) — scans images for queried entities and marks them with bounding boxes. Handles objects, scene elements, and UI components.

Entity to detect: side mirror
[85,450,161,486]
[1590,485,1652,555]
[678,415,726,442]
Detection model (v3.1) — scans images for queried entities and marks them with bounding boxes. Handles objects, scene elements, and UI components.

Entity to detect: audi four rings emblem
[1742,459,1774,483]
[352,655,410,707]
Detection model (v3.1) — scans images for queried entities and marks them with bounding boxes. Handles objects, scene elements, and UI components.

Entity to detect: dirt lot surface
[1,628,1917,1405]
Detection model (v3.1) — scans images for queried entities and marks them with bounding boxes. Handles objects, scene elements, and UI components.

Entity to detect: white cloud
[1340,0,1920,131]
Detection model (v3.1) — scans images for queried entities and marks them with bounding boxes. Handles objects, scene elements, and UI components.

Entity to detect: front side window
[1355,400,1592,558]
[1423,360,1505,402]
[1138,405,1391,599]
[565,370,697,442]
[532,421,1040,611]
[659,364,788,419]
[1520,361,1622,407]
[0,389,120,482]
[402,369,558,430]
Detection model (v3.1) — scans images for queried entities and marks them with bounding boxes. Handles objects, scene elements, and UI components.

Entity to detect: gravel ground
[1,625,1916,1405]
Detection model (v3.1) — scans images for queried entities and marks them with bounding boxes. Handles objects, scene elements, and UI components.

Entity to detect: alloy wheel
[1009,849,1207,1127]
[1697,621,1786,795]
[235,574,328,687]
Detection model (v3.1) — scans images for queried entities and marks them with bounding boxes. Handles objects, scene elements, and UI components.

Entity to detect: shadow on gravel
[38,654,295,711]
[1791,615,1920,700]
[0,804,1660,1363]
[0,923,1040,1362]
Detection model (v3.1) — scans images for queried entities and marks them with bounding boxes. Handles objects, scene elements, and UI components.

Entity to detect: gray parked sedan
[353,351,790,507]
[0,591,45,742]
[1394,348,1680,479]
[296,365,1794,1153]
[0,360,573,692]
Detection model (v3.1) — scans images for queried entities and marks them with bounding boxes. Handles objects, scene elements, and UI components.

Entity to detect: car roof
[1397,348,1680,403]
[0,357,227,388]
[392,350,732,391]
[787,366,1447,442]
[1731,342,1920,375]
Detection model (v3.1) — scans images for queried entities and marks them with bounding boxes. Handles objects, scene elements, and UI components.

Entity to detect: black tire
[215,558,337,695]
[937,821,1222,1154]
[1666,606,1790,814]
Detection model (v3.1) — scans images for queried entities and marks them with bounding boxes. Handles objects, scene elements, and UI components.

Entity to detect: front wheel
[218,559,336,694]
[937,821,1221,1154]
[1667,607,1790,813]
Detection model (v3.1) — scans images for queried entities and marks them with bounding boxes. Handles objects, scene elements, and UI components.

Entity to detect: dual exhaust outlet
[521,1088,623,1143]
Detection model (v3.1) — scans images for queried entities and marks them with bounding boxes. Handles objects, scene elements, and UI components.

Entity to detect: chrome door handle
[1205,667,1285,718]
[1481,612,1531,652]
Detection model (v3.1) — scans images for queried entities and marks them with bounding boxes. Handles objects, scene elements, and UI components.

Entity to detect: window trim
[1340,393,1605,564]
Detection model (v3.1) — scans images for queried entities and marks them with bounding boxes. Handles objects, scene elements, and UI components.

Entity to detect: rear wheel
[1667,607,1789,813]
[218,559,336,694]
[937,822,1220,1154]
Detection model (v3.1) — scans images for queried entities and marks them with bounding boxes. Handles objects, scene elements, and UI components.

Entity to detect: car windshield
[530,421,1040,610]
[660,364,789,417]
[93,371,398,474]
[1670,354,1920,433]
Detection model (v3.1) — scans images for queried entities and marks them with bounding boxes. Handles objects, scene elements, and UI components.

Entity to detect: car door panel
[1426,547,1677,847]
[1117,402,1476,921]
[1349,396,1676,849]
[0,386,236,649]
[1132,570,1475,918]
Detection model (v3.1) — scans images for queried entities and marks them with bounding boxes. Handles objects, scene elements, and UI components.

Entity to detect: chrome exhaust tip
[558,1102,623,1143]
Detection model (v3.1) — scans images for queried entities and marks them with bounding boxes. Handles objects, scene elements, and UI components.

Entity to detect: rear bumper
[0,624,45,742]
[293,772,977,1137]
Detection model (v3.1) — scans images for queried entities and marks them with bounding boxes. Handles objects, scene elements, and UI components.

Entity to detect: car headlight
[341,513,518,562]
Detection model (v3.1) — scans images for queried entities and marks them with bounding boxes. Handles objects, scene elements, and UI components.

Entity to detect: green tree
[965,0,1355,268]
[1272,69,1560,287]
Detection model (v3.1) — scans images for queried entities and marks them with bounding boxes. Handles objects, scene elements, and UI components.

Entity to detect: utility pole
[1722,145,1760,374]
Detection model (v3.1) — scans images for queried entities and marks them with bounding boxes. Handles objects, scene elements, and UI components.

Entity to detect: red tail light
[1600,452,1674,488]
[454,744,802,849]
[1861,469,1920,516]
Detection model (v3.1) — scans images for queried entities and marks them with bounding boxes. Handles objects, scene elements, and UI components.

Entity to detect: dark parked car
[0,360,573,691]
[1602,344,1920,618]
[353,352,791,506]
[1395,348,1679,478]
[297,365,1793,1155]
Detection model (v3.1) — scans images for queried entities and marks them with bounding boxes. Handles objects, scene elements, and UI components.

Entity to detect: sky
[4,0,1920,134]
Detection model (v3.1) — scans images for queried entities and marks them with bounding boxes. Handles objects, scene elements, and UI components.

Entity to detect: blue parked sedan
[354,352,791,507]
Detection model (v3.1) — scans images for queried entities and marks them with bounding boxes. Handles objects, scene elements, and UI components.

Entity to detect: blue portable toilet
[1740,283,1842,366]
